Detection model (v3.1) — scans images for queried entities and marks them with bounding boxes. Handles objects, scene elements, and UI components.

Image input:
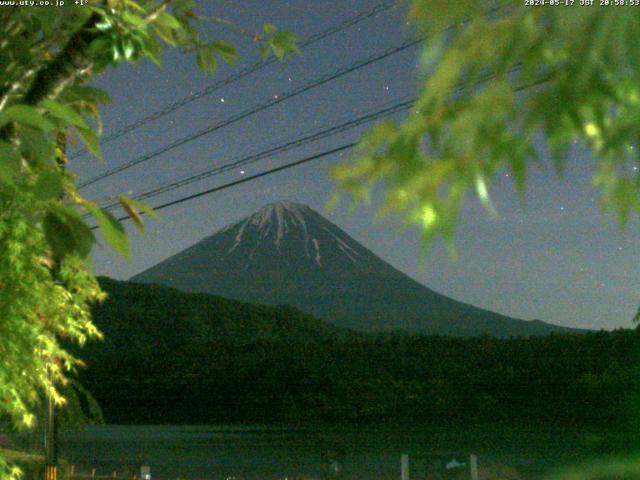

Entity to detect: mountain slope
[131,201,578,337]
[88,276,355,355]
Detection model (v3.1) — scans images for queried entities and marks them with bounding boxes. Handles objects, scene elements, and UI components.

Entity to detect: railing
[67,464,141,480]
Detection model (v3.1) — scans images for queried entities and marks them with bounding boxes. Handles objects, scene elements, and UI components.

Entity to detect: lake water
[58,424,613,480]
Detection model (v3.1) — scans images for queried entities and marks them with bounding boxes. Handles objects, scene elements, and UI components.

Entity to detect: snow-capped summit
[131,201,575,336]
[228,201,316,250]
[217,200,366,269]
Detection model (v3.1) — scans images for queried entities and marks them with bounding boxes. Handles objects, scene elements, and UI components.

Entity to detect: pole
[44,389,57,480]
[401,454,410,480]
[44,129,67,480]
[469,454,478,480]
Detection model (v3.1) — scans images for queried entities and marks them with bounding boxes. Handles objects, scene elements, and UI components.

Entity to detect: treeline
[76,278,640,427]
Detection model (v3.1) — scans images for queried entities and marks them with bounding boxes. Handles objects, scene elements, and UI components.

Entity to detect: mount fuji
[131,201,576,337]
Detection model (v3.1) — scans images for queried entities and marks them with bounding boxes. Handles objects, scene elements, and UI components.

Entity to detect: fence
[67,464,151,480]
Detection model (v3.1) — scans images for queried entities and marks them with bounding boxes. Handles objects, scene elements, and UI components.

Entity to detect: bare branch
[143,0,172,22]
[23,13,102,106]
[0,68,37,112]
[0,13,103,141]
[197,14,262,42]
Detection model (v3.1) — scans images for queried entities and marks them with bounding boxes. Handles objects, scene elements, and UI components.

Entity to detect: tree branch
[23,13,102,106]
[0,13,103,140]
[196,14,262,42]
[0,67,37,112]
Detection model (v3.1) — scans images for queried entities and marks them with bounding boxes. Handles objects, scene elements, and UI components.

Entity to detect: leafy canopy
[333,1,640,252]
[0,1,297,478]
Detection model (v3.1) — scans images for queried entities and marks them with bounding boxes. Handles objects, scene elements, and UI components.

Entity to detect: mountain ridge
[89,276,356,354]
[131,201,582,337]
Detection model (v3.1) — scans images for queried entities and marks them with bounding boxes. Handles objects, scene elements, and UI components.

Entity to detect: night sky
[70,0,640,331]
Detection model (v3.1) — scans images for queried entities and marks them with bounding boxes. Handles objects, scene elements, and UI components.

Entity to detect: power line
[89,73,550,229]
[95,97,415,212]
[78,5,511,189]
[78,36,422,189]
[90,63,530,211]
[69,0,397,161]
[89,143,355,230]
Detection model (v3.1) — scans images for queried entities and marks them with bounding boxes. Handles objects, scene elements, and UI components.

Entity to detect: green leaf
[140,34,163,66]
[43,205,95,259]
[34,170,64,201]
[270,41,285,59]
[271,31,301,58]
[509,152,527,196]
[76,127,101,159]
[15,125,54,165]
[122,10,147,30]
[172,18,198,45]
[263,23,277,34]
[87,36,116,66]
[62,86,111,105]
[3,105,55,131]
[173,0,196,11]
[122,38,136,61]
[40,99,89,129]
[0,141,21,185]
[152,19,177,46]
[95,16,114,32]
[86,205,130,258]
[196,46,217,73]
[474,175,498,217]
[118,195,159,232]
[258,43,271,59]
[155,12,182,30]
[210,40,238,64]
[119,195,160,220]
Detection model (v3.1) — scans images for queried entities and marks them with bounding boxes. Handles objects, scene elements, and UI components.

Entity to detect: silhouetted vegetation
[80,278,640,428]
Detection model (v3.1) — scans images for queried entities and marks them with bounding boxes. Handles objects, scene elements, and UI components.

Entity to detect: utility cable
[89,143,355,230]
[95,97,415,212]
[88,73,550,229]
[78,36,422,189]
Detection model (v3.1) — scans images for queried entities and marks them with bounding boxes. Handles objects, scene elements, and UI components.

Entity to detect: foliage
[329,4,640,476]
[0,2,298,478]
[0,447,71,480]
[549,454,640,480]
[81,278,640,434]
[0,448,46,480]
[333,1,640,249]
